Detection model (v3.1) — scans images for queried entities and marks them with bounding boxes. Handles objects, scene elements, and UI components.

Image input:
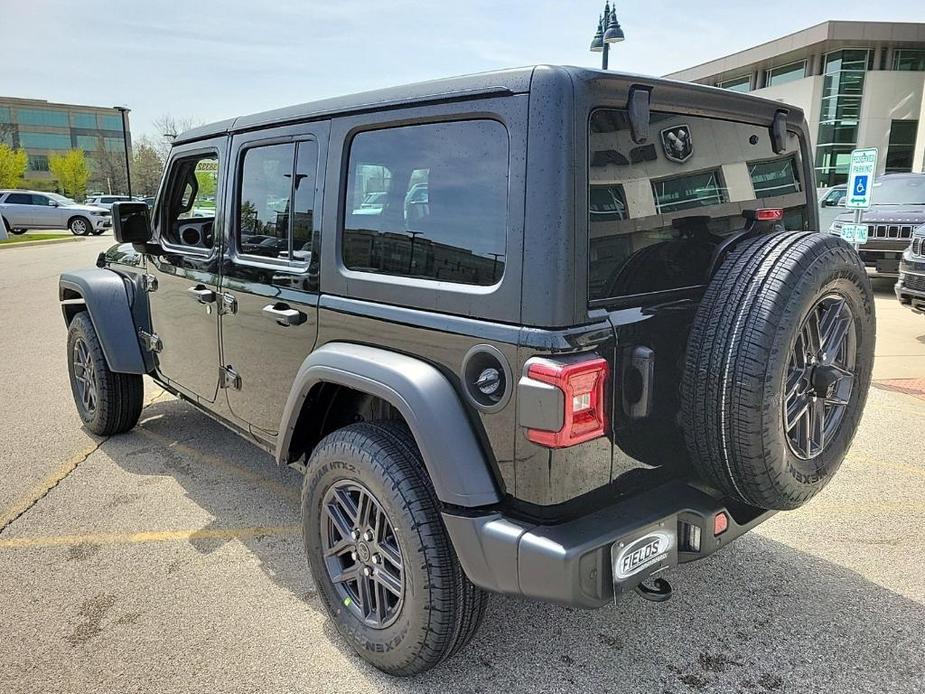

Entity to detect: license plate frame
[610,521,678,596]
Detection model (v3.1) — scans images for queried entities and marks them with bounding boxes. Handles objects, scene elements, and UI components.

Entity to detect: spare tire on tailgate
[681,231,875,510]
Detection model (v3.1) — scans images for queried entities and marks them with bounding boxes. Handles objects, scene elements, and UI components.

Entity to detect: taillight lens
[525,357,608,448]
[755,208,783,221]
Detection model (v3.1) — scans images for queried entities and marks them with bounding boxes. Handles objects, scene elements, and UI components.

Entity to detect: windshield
[870,176,925,205]
[48,193,76,205]
[588,109,809,301]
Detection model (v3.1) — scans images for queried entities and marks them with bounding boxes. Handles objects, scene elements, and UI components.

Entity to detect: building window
[71,113,98,129]
[0,107,11,123]
[18,132,72,149]
[100,114,123,131]
[719,75,751,93]
[885,120,919,173]
[75,135,99,151]
[651,169,726,213]
[104,137,124,152]
[893,49,925,72]
[767,61,806,87]
[749,157,801,198]
[14,108,69,127]
[27,154,49,172]
[590,184,628,221]
[342,120,509,287]
[815,50,869,187]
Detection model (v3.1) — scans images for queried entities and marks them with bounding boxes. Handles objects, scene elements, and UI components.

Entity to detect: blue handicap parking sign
[854,175,868,196]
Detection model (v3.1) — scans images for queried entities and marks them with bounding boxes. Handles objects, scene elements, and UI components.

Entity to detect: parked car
[84,194,132,210]
[896,224,925,313]
[59,66,874,676]
[818,184,847,233]
[0,190,110,235]
[829,173,925,276]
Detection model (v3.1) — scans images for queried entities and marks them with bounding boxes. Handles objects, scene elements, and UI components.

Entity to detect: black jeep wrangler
[59,66,875,675]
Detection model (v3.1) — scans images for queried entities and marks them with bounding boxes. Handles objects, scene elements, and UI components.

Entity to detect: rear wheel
[302,421,486,675]
[68,216,90,236]
[681,232,875,510]
[66,312,144,435]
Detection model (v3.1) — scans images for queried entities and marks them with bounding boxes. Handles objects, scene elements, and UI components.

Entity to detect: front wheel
[67,312,144,435]
[302,421,486,676]
[68,216,90,236]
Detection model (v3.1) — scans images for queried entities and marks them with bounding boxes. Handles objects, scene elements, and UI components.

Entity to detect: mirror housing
[112,201,153,245]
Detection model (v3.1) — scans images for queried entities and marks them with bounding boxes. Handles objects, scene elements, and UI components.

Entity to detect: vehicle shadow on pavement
[112,398,925,694]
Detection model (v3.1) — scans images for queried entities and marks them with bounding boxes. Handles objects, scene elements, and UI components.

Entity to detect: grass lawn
[0,233,71,245]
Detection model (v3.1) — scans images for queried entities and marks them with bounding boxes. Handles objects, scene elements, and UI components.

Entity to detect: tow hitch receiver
[635,577,673,602]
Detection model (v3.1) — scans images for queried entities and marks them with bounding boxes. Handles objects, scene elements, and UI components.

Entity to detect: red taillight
[755,208,783,221]
[525,357,608,448]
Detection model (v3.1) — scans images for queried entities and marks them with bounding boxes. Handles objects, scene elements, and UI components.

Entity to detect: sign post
[841,147,878,248]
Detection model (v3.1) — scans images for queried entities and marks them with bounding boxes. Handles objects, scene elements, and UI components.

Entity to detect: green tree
[132,139,165,196]
[0,144,28,188]
[49,149,90,199]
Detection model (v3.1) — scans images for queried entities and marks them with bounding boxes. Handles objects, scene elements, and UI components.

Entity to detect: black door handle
[187,285,216,304]
[262,303,306,326]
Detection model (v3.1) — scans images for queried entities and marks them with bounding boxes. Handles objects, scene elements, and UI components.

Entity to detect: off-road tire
[681,232,875,510]
[66,312,144,435]
[302,421,487,675]
[68,216,91,236]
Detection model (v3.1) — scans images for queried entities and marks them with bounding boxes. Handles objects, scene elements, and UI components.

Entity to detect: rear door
[1,192,36,227]
[219,122,327,437]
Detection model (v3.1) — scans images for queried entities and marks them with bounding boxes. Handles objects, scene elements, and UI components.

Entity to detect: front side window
[588,109,808,301]
[162,152,220,250]
[342,120,509,286]
[237,140,317,262]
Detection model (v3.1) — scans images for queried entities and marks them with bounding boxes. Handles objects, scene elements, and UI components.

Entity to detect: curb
[0,236,86,249]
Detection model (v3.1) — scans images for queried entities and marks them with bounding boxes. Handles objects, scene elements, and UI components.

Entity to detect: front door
[147,139,226,402]
[219,125,327,436]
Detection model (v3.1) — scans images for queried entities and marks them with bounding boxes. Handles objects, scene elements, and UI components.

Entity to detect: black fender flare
[59,268,146,374]
[276,342,502,508]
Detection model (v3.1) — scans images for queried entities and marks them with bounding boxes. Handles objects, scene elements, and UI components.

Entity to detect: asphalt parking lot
[1,233,924,694]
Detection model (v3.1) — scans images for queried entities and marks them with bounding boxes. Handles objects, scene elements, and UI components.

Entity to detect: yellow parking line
[134,427,301,503]
[0,525,301,549]
[0,442,102,532]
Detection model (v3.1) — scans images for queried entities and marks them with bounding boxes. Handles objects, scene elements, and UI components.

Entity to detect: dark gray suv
[59,66,875,675]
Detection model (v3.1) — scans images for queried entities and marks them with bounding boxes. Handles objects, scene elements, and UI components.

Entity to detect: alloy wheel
[321,480,404,629]
[72,337,98,415]
[784,294,856,459]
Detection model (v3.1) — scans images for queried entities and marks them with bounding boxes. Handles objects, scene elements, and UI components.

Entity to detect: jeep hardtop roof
[174,65,806,145]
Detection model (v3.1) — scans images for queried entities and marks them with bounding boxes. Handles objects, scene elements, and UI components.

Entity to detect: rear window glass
[342,120,509,286]
[588,109,808,301]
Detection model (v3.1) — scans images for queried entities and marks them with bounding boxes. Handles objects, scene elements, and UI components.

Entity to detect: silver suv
[84,194,132,210]
[0,191,111,235]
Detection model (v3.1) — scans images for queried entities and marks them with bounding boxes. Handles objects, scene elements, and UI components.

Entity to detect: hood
[835,205,925,225]
[65,204,109,214]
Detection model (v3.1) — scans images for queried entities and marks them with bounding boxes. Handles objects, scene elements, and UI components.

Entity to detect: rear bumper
[443,479,773,609]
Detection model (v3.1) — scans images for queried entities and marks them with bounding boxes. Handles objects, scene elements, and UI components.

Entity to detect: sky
[4,0,924,141]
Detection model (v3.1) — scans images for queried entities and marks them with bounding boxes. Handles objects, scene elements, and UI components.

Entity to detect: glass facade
[815,49,869,186]
[71,113,98,129]
[893,49,925,71]
[18,132,72,149]
[885,120,919,173]
[100,114,123,131]
[719,75,751,92]
[15,108,69,127]
[75,135,99,151]
[768,61,806,86]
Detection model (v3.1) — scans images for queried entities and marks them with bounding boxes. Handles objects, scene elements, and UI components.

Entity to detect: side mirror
[112,201,153,244]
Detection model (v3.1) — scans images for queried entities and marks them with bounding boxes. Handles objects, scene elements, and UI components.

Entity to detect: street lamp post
[589,1,625,70]
[113,106,132,198]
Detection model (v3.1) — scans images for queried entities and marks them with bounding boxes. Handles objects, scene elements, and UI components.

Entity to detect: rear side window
[588,109,808,301]
[342,120,509,286]
[5,193,32,204]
